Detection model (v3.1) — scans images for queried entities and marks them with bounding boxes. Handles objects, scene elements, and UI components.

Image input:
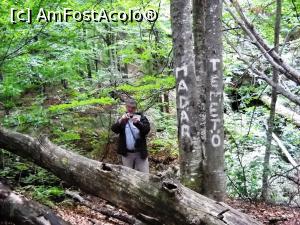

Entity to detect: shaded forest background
[0,0,300,223]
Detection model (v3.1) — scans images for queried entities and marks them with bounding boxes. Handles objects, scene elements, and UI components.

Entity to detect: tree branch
[224,0,300,85]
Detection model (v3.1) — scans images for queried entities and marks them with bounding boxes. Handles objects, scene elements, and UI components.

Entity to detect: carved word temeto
[208,58,222,148]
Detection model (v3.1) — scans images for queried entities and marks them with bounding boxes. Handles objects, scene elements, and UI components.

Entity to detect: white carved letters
[180,110,189,123]
[176,65,191,140]
[179,96,190,109]
[208,58,222,148]
[178,79,189,92]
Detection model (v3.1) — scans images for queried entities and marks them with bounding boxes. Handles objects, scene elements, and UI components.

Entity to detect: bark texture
[0,127,262,225]
[0,181,69,225]
[170,0,203,190]
[192,0,206,195]
[201,0,226,201]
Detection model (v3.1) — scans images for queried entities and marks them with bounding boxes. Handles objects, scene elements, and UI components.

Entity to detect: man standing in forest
[111,99,150,173]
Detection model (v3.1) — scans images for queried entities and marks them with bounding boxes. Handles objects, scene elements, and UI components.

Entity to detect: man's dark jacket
[111,112,150,159]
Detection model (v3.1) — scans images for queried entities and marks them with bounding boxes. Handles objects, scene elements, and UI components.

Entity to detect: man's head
[125,99,137,114]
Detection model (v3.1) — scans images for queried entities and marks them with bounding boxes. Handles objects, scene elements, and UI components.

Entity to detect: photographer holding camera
[111,99,150,173]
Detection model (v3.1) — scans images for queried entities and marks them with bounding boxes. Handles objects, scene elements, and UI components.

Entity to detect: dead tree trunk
[260,95,300,128]
[0,181,69,225]
[0,127,262,225]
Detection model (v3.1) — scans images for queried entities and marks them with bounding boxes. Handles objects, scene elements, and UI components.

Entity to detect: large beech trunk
[170,0,203,191]
[0,181,69,225]
[0,127,261,225]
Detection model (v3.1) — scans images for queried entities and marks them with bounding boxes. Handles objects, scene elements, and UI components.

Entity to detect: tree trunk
[163,92,170,113]
[0,127,262,225]
[82,25,92,79]
[158,95,164,113]
[261,0,282,201]
[170,0,203,190]
[0,181,69,225]
[192,0,206,195]
[195,0,226,201]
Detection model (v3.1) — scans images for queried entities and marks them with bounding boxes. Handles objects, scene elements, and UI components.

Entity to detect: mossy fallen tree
[260,95,300,127]
[0,127,262,225]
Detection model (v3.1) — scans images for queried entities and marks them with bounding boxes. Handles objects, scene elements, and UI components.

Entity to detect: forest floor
[227,199,300,225]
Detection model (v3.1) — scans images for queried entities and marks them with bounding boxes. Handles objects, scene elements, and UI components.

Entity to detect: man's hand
[118,114,129,124]
[132,117,140,124]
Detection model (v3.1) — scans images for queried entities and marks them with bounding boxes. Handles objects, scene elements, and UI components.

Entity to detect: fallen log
[260,95,300,127]
[0,127,262,225]
[272,132,298,168]
[0,181,69,225]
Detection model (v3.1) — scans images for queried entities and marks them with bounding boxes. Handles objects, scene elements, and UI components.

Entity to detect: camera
[126,113,134,118]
